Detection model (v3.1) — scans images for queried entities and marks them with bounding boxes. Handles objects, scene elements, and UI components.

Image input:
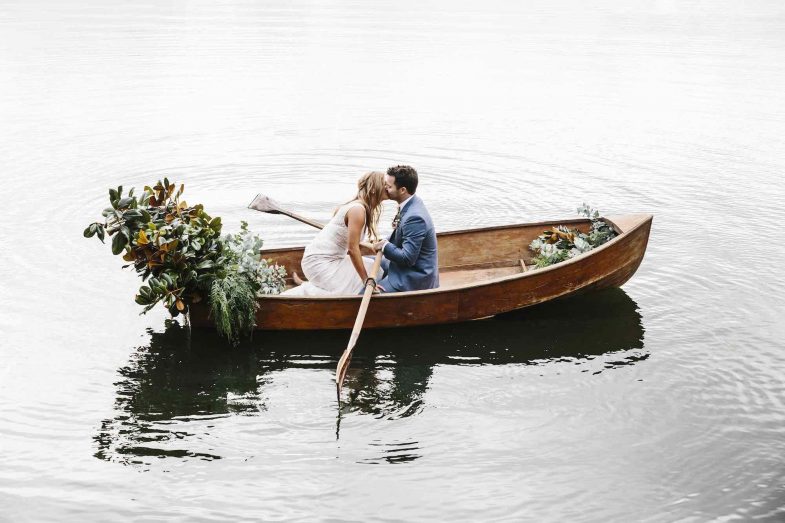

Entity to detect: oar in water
[248,192,384,395]
[335,250,384,397]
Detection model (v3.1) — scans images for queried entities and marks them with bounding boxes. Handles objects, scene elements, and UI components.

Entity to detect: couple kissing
[283,165,439,296]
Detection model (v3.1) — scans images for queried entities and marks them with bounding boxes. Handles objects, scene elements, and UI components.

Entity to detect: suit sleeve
[383,215,427,267]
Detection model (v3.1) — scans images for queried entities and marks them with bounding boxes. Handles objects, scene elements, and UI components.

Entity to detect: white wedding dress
[282,202,380,296]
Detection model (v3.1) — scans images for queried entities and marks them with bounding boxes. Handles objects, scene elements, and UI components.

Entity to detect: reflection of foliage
[529,204,618,268]
[84,180,286,344]
[93,321,271,466]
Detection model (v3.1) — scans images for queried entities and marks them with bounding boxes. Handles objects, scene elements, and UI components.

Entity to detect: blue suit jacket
[381,195,439,291]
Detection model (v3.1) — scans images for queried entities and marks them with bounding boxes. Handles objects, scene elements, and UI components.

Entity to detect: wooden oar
[248,193,375,250]
[248,193,326,230]
[335,249,384,397]
[248,192,383,395]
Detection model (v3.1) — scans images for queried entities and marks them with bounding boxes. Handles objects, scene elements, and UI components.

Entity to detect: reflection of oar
[336,250,384,397]
[248,193,375,250]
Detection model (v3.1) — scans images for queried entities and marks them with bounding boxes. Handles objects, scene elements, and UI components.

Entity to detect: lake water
[1,0,785,520]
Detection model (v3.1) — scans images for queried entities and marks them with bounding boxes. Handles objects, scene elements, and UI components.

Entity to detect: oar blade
[335,350,353,395]
[335,251,385,398]
[248,193,282,213]
[336,331,360,393]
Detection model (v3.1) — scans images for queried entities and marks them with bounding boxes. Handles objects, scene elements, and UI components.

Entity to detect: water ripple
[2,0,785,520]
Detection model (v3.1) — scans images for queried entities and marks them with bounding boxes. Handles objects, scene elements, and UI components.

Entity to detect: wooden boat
[190,214,652,330]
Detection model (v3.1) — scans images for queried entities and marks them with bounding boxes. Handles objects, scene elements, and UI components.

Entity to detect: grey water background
[1,0,785,520]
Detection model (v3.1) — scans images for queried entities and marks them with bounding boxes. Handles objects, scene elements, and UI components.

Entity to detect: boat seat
[282,261,531,293]
[438,263,523,289]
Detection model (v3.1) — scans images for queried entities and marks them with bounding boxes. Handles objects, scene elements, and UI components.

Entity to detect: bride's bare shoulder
[344,202,366,226]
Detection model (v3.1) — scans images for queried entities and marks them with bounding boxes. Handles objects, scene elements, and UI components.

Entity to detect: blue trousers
[361,256,394,293]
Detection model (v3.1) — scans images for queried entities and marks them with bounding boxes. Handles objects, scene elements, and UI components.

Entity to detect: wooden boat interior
[266,216,627,293]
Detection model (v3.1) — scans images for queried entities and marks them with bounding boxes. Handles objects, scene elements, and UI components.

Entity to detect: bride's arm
[346,206,370,283]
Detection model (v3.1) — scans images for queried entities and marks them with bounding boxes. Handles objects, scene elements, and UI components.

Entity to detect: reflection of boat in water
[190,214,652,330]
[95,288,645,465]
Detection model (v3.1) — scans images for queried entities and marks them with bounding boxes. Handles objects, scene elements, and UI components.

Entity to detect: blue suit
[378,195,439,292]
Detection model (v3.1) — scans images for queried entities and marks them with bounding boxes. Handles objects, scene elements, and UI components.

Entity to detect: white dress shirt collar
[398,194,415,212]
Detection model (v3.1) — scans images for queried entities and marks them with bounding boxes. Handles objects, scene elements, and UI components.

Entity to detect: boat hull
[190,214,652,330]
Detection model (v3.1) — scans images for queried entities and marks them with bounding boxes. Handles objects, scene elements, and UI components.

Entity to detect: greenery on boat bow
[529,204,618,268]
[84,179,286,344]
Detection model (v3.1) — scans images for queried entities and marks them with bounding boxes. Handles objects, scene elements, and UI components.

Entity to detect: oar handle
[280,210,325,231]
[335,250,385,395]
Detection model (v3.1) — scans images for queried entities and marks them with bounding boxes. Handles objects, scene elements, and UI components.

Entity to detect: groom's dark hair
[387,165,418,194]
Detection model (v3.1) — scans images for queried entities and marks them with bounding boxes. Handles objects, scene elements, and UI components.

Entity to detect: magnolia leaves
[85,179,287,343]
[83,222,105,242]
[112,231,128,255]
[85,179,226,319]
[84,185,151,252]
[541,226,575,245]
[145,179,183,208]
[135,274,187,316]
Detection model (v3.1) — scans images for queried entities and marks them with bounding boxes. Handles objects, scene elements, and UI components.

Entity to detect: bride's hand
[373,240,386,251]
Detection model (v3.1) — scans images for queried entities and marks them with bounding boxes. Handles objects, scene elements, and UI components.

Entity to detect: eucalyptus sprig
[529,204,618,268]
[207,222,287,343]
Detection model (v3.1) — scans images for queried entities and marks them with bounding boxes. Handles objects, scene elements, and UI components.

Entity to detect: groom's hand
[373,240,387,251]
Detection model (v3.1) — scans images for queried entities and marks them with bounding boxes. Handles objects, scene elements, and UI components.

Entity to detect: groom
[372,165,439,293]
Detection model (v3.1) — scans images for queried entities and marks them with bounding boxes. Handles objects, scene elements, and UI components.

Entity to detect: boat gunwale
[257,213,653,301]
[258,216,596,254]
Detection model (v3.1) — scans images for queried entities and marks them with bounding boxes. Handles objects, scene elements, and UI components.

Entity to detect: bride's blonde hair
[336,171,386,241]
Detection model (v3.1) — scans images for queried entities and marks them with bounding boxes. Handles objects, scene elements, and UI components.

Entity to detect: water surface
[1,0,785,520]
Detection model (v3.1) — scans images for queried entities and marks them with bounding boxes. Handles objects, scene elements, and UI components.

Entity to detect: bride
[283,171,388,296]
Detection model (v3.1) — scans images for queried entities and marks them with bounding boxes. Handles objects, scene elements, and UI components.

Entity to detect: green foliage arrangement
[529,204,618,268]
[84,179,286,344]
[209,221,287,343]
